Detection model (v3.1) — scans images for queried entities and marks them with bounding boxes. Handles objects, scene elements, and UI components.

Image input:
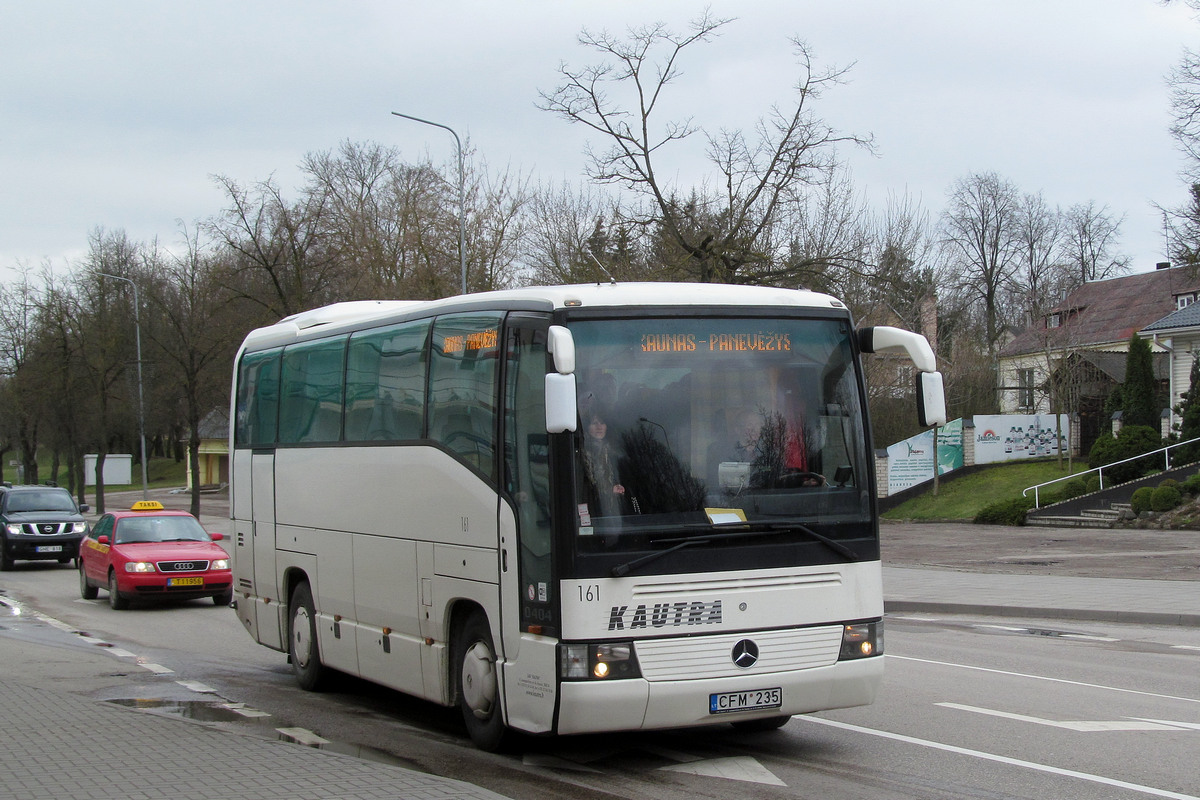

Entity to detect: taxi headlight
[211,558,229,570]
[839,620,883,660]
[559,641,640,680]
[124,562,156,573]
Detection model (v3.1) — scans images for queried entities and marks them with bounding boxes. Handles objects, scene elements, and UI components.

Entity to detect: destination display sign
[443,328,499,354]
[640,331,792,353]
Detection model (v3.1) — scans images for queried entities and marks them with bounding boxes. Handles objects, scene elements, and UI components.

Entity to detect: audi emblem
[174,562,196,571]
[731,639,759,669]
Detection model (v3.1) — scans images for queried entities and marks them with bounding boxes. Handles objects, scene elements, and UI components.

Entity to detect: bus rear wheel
[289,582,328,691]
[455,612,507,751]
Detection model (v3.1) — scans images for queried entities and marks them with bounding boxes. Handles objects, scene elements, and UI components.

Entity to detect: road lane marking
[802,716,1200,800]
[887,654,1200,704]
[937,703,1196,732]
[659,757,786,786]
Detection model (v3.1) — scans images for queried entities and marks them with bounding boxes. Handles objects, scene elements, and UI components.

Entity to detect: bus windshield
[569,315,872,565]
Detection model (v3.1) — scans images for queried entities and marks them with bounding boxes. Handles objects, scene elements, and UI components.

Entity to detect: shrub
[1130,487,1155,515]
[974,496,1035,526]
[1087,425,1163,484]
[1151,485,1183,512]
[1183,472,1200,496]
[1058,478,1088,500]
[1158,478,1179,489]
[1085,475,1103,493]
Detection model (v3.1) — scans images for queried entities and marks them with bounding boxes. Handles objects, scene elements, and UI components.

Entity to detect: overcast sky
[3,1,1197,284]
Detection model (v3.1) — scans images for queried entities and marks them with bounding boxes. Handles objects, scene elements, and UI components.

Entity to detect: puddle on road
[107,697,274,725]
[107,697,419,770]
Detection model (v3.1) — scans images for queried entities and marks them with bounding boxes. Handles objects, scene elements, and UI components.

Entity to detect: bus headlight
[559,641,641,680]
[839,620,883,660]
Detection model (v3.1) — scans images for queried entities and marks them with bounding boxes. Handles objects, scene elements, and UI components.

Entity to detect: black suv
[0,485,89,570]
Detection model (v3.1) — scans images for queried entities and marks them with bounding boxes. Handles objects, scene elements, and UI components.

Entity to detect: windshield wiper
[609,527,792,577]
[766,522,859,562]
[608,522,859,577]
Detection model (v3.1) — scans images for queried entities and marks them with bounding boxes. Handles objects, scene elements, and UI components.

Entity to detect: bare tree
[139,226,242,517]
[940,171,1023,356]
[207,175,349,318]
[538,11,872,285]
[1060,201,1130,283]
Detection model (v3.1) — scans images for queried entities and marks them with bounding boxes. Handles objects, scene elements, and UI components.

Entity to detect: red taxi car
[78,501,233,610]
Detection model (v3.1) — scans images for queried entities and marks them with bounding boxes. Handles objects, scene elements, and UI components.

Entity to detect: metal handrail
[1022,436,1200,508]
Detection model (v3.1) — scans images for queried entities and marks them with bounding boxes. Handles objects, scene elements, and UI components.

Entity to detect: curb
[885,600,1200,628]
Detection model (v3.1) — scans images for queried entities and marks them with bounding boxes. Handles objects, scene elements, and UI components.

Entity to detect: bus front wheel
[455,612,507,751]
[289,582,328,691]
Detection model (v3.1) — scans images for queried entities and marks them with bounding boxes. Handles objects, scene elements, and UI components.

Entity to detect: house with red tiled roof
[998,264,1199,452]
[1141,298,1200,433]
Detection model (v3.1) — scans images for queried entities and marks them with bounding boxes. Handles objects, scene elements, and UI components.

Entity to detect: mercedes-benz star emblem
[731,639,759,669]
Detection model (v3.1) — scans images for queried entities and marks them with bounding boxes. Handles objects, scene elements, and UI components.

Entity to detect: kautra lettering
[607,600,722,630]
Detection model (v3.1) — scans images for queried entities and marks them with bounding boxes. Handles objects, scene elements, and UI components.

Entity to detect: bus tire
[289,581,328,691]
[454,611,507,751]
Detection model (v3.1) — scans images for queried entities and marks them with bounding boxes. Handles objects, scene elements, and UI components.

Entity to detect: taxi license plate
[35,545,63,553]
[168,577,204,587]
[710,687,782,715]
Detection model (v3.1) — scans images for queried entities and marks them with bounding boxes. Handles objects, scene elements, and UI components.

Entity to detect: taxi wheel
[107,571,129,610]
[288,582,328,691]
[213,589,233,606]
[79,564,98,600]
[454,611,507,751]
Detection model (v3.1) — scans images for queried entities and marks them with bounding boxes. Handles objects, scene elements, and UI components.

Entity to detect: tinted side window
[235,349,281,447]
[345,319,430,442]
[278,337,347,444]
[428,313,503,479]
[92,515,115,540]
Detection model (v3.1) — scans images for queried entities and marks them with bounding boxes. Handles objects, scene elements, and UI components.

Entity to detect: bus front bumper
[555,655,883,735]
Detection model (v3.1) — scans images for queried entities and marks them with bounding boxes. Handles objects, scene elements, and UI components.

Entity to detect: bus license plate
[168,577,204,587]
[710,688,782,714]
[36,545,63,553]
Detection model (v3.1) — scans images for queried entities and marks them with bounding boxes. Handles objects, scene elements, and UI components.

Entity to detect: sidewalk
[880,519,1200,627]
[0,595,511,800]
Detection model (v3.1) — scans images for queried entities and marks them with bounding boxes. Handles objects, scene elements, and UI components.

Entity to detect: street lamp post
[390,111,467,295]
[98,272,148,500]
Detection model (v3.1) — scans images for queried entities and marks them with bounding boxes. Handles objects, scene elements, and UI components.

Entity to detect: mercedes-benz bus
[230,282,945,749]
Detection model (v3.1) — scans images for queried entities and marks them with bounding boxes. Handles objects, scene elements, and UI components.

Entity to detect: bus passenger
[582,412,626,516]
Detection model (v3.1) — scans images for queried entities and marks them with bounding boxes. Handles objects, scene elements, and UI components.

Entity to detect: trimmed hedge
[974,496,1035,526]
[1151,485,1183,512]
[1130,487,1155,515]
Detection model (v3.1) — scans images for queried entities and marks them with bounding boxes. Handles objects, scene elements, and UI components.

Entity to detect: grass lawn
[882,458,1092,521]
[5,455,188,493]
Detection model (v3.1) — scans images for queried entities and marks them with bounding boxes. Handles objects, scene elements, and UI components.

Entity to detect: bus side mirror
[546,373,578,433]
[916,371,947,428]
[548,325,575,375]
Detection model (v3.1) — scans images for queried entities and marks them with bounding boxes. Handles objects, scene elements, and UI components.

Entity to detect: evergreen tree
[1121,334,1160,429]
[1174,356,1200,461]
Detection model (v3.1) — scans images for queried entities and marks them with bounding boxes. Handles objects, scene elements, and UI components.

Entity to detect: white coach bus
[230,282,945,749]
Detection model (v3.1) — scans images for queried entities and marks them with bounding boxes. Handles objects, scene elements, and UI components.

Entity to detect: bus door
[498,314,559,733]
[234,348,285,651]
[250,450,282,649]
